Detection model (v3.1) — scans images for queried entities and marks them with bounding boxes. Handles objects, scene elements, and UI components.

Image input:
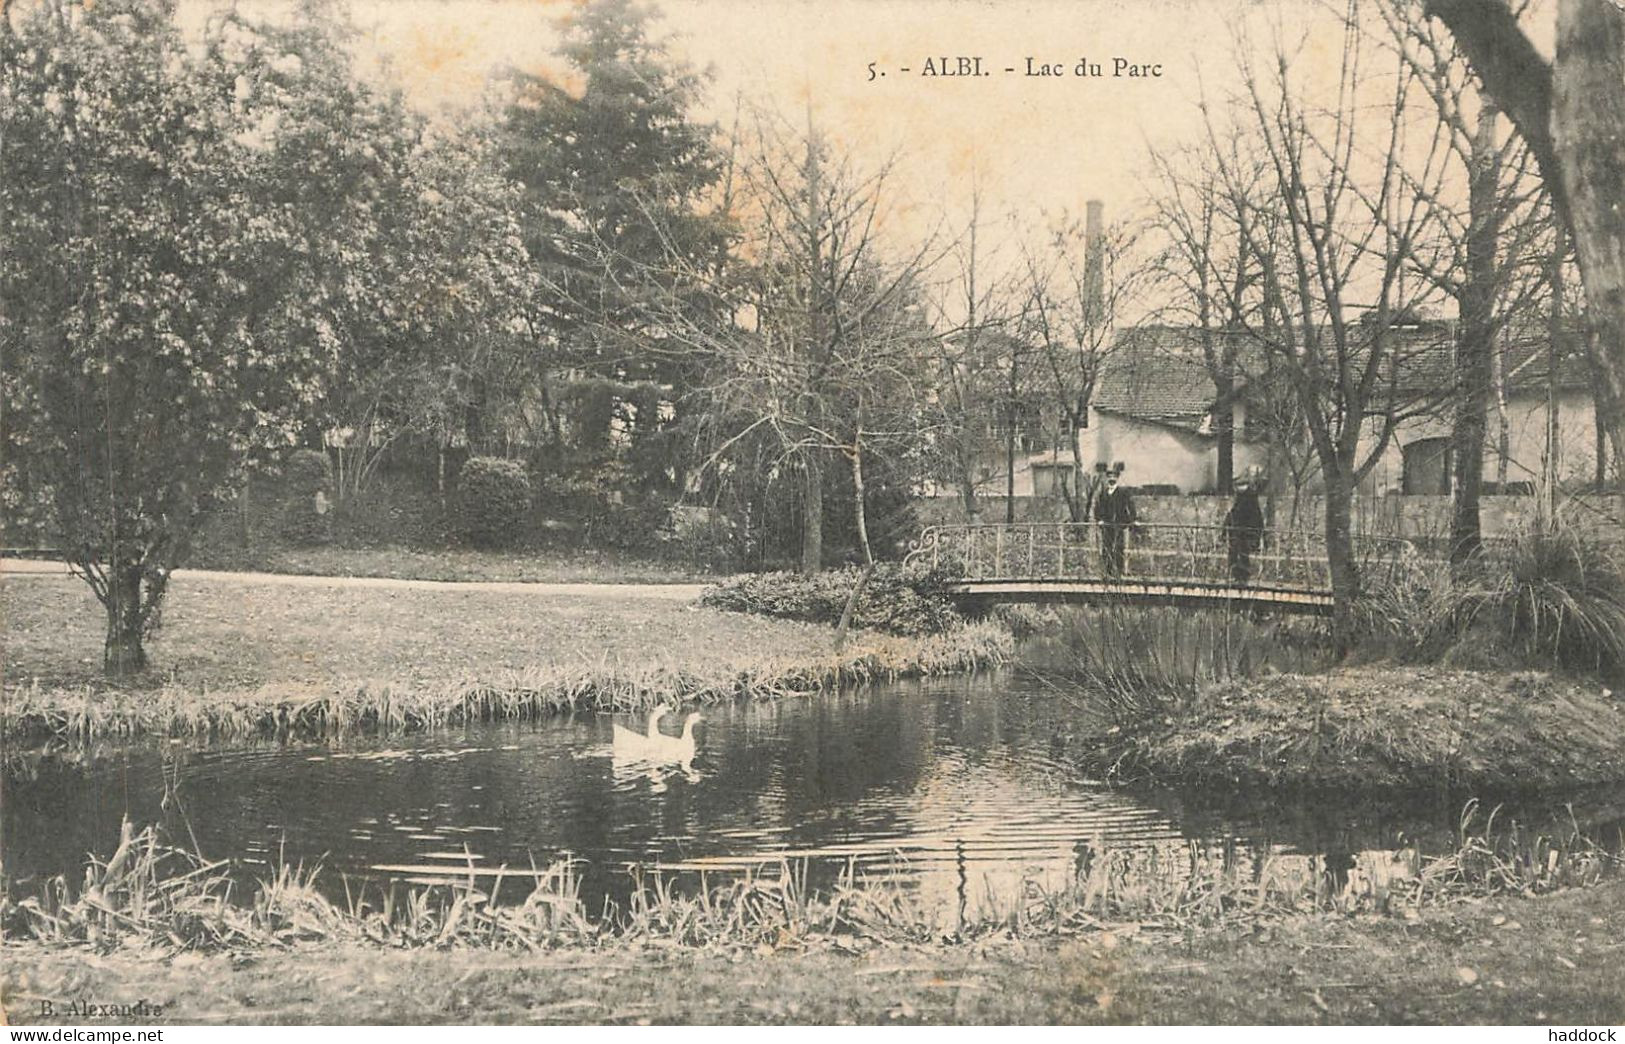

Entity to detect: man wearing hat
[1093,462,1137,579]
[1224,472,1266,584]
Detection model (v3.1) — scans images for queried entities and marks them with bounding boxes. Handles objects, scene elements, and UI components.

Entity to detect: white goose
[612,708,702,764]
[612,705,667,749]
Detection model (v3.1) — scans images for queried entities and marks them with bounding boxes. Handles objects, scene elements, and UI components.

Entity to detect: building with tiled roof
[1078,321,1603,496]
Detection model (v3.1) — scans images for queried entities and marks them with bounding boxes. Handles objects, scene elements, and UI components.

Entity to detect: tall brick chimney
[1083,199,1105,327]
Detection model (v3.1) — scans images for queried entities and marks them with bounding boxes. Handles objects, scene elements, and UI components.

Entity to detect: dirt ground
[5,879,1622,1025]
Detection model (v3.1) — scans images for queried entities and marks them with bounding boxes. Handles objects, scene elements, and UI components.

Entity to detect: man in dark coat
[1223,479,1266,584]
[1093,464,1137,578]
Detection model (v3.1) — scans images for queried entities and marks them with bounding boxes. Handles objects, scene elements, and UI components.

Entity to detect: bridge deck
[948,578,1334,614]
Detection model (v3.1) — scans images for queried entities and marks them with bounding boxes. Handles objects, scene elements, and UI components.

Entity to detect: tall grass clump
[1353,546,1469,663]
[1357,519,1625,682]
[1485,522,1625,681]
[2,819,595,952]
[1052,607,1330,726]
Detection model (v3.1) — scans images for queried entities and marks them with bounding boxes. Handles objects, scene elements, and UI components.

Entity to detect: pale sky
[225,0,1347,228]
[177,0,1559,323]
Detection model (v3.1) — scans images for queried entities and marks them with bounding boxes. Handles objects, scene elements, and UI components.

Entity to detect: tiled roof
[1094,321,1591,427]
[1091,326,1249,430]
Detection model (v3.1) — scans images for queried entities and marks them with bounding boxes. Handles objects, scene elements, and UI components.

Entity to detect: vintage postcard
[2,0,1623,1031]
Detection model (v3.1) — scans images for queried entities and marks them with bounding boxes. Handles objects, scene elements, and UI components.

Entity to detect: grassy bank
[1092,667,1625,791]
[0,572,1010,746]
[10,802,1618,950]
[4,834,1622,1023]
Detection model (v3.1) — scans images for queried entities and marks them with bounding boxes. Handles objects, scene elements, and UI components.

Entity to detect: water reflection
[4,666,1622,926]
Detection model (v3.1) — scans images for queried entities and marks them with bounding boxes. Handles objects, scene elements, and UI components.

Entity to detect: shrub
[668,505,741,573]
[457,457,532,549]
[700,561,962,636]
[278,449,333,546]
[331,483,448,549]
[532,466,674,552]
[992,603,1062,640]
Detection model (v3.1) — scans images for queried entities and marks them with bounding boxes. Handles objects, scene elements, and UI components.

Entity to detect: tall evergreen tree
[502,0,731,388]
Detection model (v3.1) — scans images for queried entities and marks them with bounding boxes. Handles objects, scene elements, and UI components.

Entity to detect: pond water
[6,651,1623,925]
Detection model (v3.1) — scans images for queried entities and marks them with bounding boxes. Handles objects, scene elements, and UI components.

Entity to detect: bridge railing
[904,522,1425,591]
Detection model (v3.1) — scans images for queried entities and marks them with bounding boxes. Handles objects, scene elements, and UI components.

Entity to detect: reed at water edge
[6,804,1617,955]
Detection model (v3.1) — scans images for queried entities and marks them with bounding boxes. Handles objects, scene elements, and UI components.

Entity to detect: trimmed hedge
[457,457,532,549]
[700,562,962,636]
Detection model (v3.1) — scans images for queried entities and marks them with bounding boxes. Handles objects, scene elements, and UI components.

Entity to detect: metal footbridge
[903,522,1424,615]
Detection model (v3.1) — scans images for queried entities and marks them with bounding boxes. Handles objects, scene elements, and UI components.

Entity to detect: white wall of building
[1356,388,1598,495]
[1079,407,1269,493]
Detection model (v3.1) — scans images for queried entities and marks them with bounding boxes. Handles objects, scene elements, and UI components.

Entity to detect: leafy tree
[0,0,531,673]
[217,5,534,496]
[0,0,346,674]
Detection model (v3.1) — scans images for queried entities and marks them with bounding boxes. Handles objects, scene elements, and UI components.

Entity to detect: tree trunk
[801,453,823,573]
[103,561,147,678]
[1215,368,1235,494]
[1005,423,1016,523]
[957,439,981,522]
[1553,0,1625,486]
[1005,356,1019,524]
[835,435,876,651]
[1323,480,1361,654]
[1600,386,1611,489]
[1066,428,1088,523]
[1451,105,1501,564]
[1544,229,1565,518]
[239,476,253,549]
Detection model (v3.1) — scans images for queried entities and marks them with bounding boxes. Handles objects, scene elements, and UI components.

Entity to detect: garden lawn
[183,544,708,585]
[0,570,1009,743]
[2,571,747,692]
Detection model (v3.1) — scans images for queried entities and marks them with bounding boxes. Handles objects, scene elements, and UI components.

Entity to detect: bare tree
[584,109,942,593]
[1200,19,1452,643]
[1424,0,1625,487]
[718,116,940,578]
[1147,136,1271,495]
[1373,0,1556,560]
[926,177,1020,522]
